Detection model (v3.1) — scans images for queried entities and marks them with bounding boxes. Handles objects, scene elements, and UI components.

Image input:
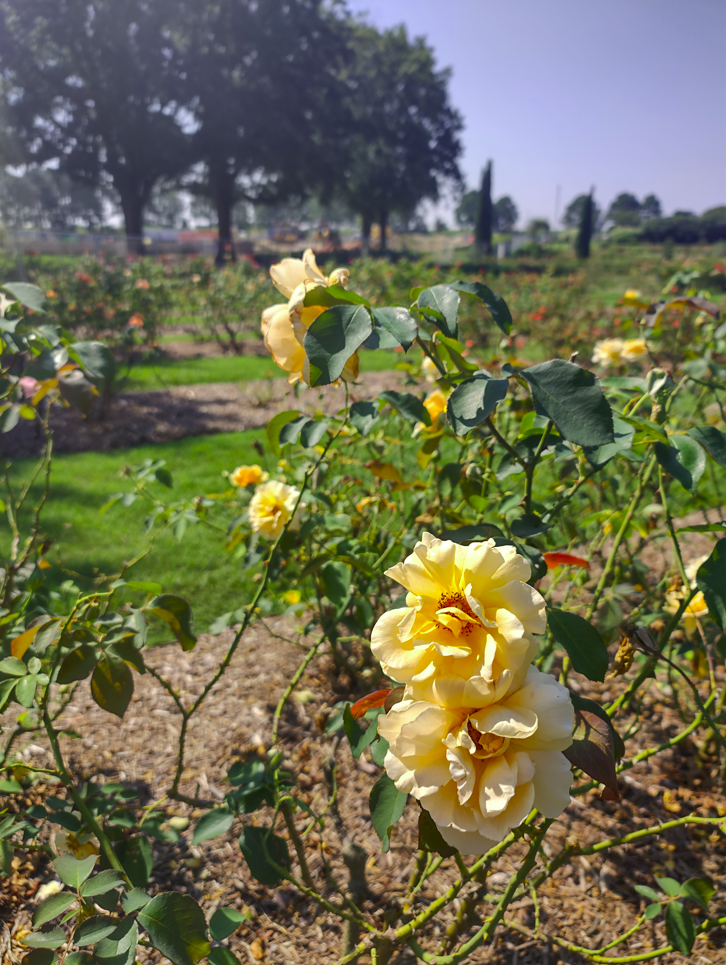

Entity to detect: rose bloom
[621,337,648,361]
[249,479,300,539]
[414,387,449,436]
[230,464,268,487]
[371,534,546,709]
[378,666,574,854]
[261,249,355,385]
[591,338,624,366]
[135,278,150,289]
[664,553,710,637]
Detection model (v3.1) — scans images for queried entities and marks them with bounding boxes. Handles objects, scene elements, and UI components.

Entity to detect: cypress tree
[576,188,595,258]
[475,160,492,253]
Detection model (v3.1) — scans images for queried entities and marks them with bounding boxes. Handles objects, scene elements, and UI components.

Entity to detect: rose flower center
[467,720,509,759]
[436,591,479,637]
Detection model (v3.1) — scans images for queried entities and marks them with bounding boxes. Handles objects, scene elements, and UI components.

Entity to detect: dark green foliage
[475,161,492,253]
[575,189,595,258]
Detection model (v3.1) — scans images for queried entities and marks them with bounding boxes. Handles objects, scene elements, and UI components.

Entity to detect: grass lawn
[120,347,407,391]
[2,431,271,636]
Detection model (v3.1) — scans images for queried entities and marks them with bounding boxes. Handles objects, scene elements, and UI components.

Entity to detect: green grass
[120,347,403,391]
[2,431,270,635]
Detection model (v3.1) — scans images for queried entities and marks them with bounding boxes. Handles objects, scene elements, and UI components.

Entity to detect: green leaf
[417,286,459,339]
[0,778,23,792]
[371,307,418,350]
[22,950,58,965]
[369,736,389,766]
[644,902,662,920]
[94,917,138,965]
[208,948,242,965]
[349,400,379,437]
[3,282,46,313]
[265,410,300,457]
[654,436,706,492]
[680,876,714,910]
[0,656,27,676]
[665,900,696,954]
[146,595,197,651]
[279,415,311,446]
[300,419,327,448]
[22,929,66,949]
[321,560,351,609]
[446,374,509,436]
[343,705,378,759]
[439,524,504,543]
[33,892,76,927]
[522,360,614,448]
[302,285,369,308]
[696,539,726,629]
[547,609,609,681]
[304,304,372,386]
[450,281,513,334]
[238,826,290,886]
[71,340,116,385]
[53,854,97,889]
[369,773,407,853]
[510,513,551,538]
[583,415,635,467]
[191,809,235,845]
[137,893,209,965]
[634,884,661,902]
[209,907,249,942]
[655,875,682,898]
[117,835,153,888]
[378,390,430,425]
[121,888,151,913]
[57,370,94,416]
[79,869,126,897]
[563,703,618,797]
[418,808,457,858]
[91,652,134,718]
[73,916,118,947]
[687,425,726,467]
[57,645,97,684]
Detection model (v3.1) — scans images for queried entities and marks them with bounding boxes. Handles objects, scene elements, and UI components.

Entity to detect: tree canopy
[562,193,602,230]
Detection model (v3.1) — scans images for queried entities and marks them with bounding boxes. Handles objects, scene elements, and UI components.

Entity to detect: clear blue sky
[346,0,726,228]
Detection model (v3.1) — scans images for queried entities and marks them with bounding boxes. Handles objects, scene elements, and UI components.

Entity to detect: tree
[336,24,462,252]
[455,189,479,228]
[641,194,662,220]
[493,196,518,232]
[0,0,192,253]
[576,189,595,258]
[607,192,641,227]
[475,161,492,253]
[0,168,104,229]
[527,218,550,239]
[179,0,346,266]
[562,193,601,229]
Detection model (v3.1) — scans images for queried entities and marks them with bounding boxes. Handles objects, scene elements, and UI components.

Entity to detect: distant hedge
[639,206,726,244]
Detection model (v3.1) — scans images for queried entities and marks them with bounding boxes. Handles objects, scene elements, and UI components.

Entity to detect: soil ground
[2,612,725,965]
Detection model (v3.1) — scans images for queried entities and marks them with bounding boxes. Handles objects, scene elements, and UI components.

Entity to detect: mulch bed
[1,370,407,459]
[2,614,725,964]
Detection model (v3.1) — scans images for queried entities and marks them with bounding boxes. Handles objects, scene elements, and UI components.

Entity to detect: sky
[346,0,726,229]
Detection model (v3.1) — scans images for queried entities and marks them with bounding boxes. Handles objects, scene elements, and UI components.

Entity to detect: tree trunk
[378,208,388,253]
[361,213,372,256]
[211,167,237,268]
[120,192,145,256]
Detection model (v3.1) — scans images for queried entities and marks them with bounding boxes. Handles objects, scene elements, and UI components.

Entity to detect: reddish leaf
[350,689,391,719]
[564,709,620,799]
[543,552,590,571]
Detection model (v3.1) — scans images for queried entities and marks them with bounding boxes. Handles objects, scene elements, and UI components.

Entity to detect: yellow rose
[249,479,300,539]
[230,464,268,487]
[378,666,574,854]
[262,249,357,385]
[663,553,711,637]
[621,338,648,361]
[371,534,546,709]
[414,387,450,436]
[591,338,624,366]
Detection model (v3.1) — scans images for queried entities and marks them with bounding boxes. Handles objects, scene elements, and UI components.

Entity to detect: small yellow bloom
[621,338,648,361]
[283,589,301,605]
[414,387,449,436]
[230,464,268,487]
[249,479,300,539]
[591,338,624,367]
[262,249,357,385]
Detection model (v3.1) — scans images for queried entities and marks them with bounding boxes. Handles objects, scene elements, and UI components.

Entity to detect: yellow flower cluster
[261,249,356,385]
[372,534,574,854]
[591,337,649,366]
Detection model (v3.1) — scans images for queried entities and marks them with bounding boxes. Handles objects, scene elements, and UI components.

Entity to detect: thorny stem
[272,635,325,745]
[280,799,315,889]
[524,419,553,513]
